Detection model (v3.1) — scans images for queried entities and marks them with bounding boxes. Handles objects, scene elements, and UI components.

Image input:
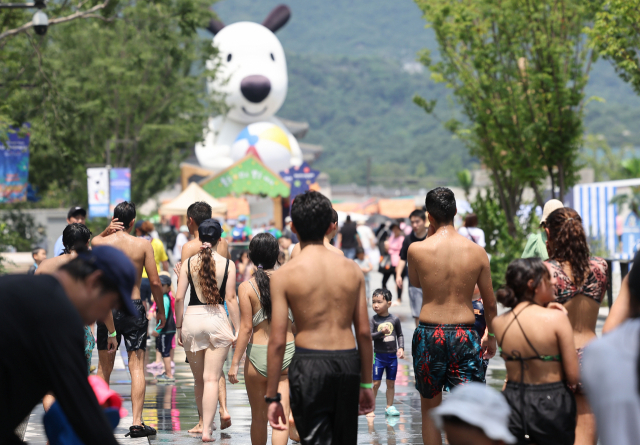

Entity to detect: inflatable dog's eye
[227,54,232,62]
[270,53,275,61]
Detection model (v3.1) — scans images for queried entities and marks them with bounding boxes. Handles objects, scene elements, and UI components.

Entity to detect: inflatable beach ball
[231,122,292,172]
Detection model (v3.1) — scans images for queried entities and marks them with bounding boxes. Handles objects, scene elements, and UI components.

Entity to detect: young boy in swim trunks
[370,288,404,417]
[407,187,497,445]
[266,191,374,445]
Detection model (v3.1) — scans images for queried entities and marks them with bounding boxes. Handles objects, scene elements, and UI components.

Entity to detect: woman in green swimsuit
[228,233,295,445]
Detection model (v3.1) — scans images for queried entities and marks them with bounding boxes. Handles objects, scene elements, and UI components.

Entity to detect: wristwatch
[264,393,282,404]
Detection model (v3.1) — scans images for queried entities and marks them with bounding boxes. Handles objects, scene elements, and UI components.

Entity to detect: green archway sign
[200,154,290,198]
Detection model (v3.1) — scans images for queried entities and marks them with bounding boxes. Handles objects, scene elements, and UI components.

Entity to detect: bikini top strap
[512,307,543,358]
[497,302,535,350]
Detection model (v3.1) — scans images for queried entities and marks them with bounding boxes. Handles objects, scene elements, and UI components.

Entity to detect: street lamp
[0,0,48,35]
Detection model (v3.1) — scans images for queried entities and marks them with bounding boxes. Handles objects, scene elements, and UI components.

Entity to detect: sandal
[124,423,156,438]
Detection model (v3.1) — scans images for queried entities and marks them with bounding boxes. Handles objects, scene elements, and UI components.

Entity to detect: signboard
[200,155,290,198]
[87,168,110,217]
[280,162,320,202]
[0,125,30,203]
[109,168,131,213]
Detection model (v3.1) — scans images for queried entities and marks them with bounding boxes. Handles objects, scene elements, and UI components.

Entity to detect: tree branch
[0,0,111,41]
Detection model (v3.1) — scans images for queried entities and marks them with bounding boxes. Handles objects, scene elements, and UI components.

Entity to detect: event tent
[158,182,227,216]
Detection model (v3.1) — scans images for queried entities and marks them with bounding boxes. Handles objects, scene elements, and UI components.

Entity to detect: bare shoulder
[291,243,301,258]
[327,244,344,256]
[181,239,200,261]
[36,255,73,275]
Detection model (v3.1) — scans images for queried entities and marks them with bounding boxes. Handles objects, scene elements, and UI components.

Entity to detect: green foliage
[1,0,223,207]
[590,0,640,95]
[472,189,537,289]
[0,209,45,252]
[456,169,473,199]
[413,0,599,234]
[580,135,628,182]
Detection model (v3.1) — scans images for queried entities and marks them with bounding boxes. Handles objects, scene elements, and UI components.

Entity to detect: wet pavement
[24,271,608,444]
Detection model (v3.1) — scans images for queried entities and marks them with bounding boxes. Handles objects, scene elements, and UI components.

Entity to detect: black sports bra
[186,256,229,306]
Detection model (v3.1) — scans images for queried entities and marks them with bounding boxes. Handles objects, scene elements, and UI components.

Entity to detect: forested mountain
[213,0,640,185]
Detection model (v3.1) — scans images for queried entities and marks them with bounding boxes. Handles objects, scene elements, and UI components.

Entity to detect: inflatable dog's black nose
[241,75,271,103]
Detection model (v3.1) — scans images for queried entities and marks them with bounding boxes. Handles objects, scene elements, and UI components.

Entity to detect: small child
[28,248,47,275]
[155,274,176,383]
[370,288,404,417]
[354,247,373,301]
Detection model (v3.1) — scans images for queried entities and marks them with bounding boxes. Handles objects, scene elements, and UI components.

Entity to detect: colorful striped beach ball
[230,122,292,172]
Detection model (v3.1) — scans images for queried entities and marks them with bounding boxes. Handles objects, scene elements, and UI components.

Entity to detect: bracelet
[487,332,495,337]
[108,330,117,338]
[176,326,182,329]
[360,382,373,389]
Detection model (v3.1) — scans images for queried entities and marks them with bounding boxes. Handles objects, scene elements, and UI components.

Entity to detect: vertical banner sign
[280,162,320,203]
[0,125,30,203]
[109,168,131,213]
[87,168,110,218]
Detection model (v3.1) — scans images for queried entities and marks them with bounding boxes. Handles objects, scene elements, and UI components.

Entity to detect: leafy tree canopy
[1,0,224,207]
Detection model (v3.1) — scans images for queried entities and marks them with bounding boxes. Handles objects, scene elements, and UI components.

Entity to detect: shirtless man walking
[407,187,497,445]
[175,201,232,432]
[92,201,166,438]
[266,191,374,445]
[290,208,343,259]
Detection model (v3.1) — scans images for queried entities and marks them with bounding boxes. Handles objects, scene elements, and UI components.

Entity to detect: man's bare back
[92,232,156,302]
[272,244,364,349]
[36,252,78,275]
[408,227,493,325]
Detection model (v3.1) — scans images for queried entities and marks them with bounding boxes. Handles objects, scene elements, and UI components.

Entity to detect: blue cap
[238,215,247,222]
[77,246,137,316]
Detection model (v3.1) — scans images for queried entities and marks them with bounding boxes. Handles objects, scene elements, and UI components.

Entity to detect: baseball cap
[540,199,564,226]
[77,246,137,316]
[134,220,144,230]
[238,215,248,222]
[431,383,516,444]
[199,219,222,243]
[179,225,189,233]
[284,216,292,224]
[68,206,87,219]
[159,274,172,286]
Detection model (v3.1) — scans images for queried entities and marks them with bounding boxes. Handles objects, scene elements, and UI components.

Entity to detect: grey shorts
[409,286,423,318]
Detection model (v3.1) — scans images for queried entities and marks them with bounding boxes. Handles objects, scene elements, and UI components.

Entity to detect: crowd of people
[3,187,640,445]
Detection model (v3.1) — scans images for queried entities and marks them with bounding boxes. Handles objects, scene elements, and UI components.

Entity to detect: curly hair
[545,208,590,288]
[196,246,222,305]
[496,258,550,308]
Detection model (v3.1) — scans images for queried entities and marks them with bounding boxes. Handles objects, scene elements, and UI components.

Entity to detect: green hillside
[213,0,640,185]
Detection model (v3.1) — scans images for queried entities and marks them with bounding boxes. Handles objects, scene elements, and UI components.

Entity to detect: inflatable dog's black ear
[207,18,225,35]
[262,4,290,33]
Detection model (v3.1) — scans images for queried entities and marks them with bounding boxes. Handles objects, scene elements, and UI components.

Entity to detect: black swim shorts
[97,300,148,352]
[289,348,361,445]
[412,322,484,399]
[156,333,174,358]
[503,381,576,445]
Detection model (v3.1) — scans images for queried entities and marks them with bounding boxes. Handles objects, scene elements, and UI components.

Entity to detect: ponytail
[248,233,280,321]
[254,266,272,321]
[198,245,222,305]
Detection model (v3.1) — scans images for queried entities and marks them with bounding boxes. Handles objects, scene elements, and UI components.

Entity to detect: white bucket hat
[540,199,564,226]
[431,383,516,444]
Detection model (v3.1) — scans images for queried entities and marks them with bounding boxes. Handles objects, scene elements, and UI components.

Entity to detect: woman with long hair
[228,233,295,445]
[175,219,239,442]
[494,258,579,445]
[544,208,607,445]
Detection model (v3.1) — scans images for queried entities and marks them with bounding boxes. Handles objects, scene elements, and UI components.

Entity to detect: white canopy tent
[158,182,227,216]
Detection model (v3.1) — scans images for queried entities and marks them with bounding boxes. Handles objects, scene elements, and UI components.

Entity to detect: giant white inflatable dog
[195,5,303,172]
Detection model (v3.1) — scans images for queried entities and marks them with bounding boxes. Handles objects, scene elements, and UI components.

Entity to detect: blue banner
[280,162,320,202]
[0,125,30,203]
[109,168,131,213]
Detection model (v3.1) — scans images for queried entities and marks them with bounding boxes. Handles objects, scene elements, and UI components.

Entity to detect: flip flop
[124,423,156,438]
